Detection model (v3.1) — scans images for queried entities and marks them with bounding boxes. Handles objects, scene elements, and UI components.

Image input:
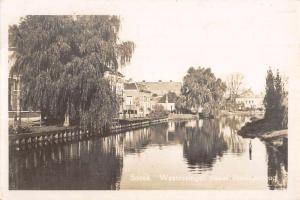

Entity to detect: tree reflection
[183,119,228,172]
[9,136,124,190]
[183,117,247,172]
[219,116,247,154]
[266,140,288,190]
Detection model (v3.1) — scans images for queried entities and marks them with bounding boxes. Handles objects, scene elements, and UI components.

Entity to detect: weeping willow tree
[9,15,135,130]
[181,67,226,117]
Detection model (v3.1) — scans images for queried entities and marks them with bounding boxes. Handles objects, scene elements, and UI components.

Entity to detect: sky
[117,0,298,94]
[4,0,299,94]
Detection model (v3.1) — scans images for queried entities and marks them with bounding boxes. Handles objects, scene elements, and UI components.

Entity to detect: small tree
[148,105,169,119]
[175,95,187,114]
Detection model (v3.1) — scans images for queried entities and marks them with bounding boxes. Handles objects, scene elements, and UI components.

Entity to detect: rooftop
[124,83,138,90]
[158,92,178,103]
[237,89,264,98]
[137,81,182,95]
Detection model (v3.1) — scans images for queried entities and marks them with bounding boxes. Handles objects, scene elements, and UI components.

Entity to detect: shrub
[9,125,32,134]
[148,105,169,119]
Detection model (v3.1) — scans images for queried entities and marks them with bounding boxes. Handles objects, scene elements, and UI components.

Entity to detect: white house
[235,90,264,110]
[157,92,177,112]
[123,82,152,118]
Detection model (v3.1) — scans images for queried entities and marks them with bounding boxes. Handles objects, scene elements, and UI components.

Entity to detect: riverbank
[220,110,264,117]
[10,114,195,136]
[168,113,198,121]
[9,114,199,146]
[9,117,169,146]
[238,119,288,150]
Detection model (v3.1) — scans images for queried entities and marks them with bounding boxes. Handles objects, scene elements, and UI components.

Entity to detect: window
[126,96,133,105]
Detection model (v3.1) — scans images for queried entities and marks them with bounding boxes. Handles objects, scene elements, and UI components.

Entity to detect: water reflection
[266,141,288,190]
[10,136,124,190]
[183,120,227,172]
[9,116,287,190]
[249,140,252,160]
[182,117,247,173]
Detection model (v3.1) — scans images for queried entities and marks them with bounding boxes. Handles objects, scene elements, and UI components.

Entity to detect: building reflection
[123,128,151,154]
[149,122,186,146]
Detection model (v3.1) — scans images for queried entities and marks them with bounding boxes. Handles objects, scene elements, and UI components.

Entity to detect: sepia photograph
[1,0,300,199]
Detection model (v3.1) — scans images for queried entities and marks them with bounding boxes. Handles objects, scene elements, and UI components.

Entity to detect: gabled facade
[123,82,152,118]
[157,92,177,112]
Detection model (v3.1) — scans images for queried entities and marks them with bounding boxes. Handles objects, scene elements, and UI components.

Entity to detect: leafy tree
[181,67,226,117]
[9,15,135,130]
[264,69,276,120]
[264,68,288,129]
[148,104,169,119]
[274,70,288,128]
[175,95,187,114]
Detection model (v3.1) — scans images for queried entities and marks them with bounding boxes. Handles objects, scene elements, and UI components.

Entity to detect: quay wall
[9,118,168,149]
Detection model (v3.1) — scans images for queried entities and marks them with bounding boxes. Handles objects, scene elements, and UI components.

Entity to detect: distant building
[123,82,152,118]
[8,75,22,110]
[104,69,126,117]
[104,69,125,97]
[235,90,264,110]
[8,48,22,126]
[8,48,18,111]
[157,92,177,112]
[8,47,41,126]
[137,80,182,97]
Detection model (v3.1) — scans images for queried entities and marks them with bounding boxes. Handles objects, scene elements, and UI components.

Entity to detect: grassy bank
[220,110,264,117]
[168,113,198,121]
[238,118,288,150]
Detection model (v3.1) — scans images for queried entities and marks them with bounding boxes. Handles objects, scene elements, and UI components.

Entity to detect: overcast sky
[118,1,298,94]
[4,0,299,94]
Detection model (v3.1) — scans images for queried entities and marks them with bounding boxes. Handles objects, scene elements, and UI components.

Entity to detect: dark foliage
[181,67,226,116]
[9,16,135,130]
[264,69,288,129]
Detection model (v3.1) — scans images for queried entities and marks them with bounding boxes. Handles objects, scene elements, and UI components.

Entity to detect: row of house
[104,69,182,118]
[9,46,263,121]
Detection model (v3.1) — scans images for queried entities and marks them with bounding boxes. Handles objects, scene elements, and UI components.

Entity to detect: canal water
[9,116,287,190]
